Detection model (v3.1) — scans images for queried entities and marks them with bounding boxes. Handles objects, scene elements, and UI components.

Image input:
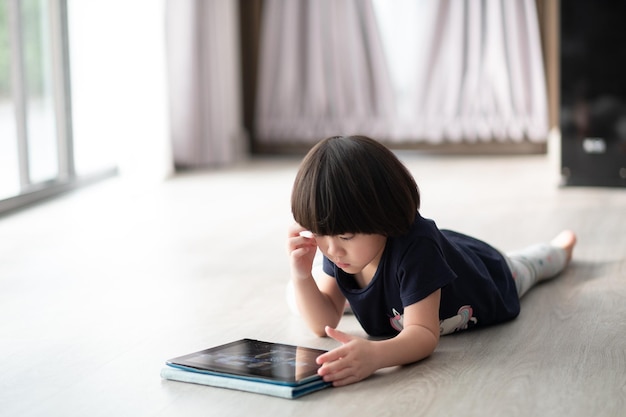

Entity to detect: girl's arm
[288,224,346,336]
[316,289,441,386]
[292,273,346,336]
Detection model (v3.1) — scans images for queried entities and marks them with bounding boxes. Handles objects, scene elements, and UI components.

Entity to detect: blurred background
[0,0,624,215]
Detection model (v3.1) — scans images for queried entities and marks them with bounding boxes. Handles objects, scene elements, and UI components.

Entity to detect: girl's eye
[339,235,355,241]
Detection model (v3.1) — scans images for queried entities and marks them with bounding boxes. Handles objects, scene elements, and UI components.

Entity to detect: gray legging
[503,243,568,298]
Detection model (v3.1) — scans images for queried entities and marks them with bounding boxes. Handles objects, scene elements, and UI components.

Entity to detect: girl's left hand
[315,326,378,387]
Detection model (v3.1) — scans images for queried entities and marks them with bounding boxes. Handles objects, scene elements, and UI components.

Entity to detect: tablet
[165,339,328,386]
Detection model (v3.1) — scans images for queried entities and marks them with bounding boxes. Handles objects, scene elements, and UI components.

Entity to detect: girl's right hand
[287,223,318,281]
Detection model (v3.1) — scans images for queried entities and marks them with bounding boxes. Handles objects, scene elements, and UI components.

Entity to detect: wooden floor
[1,151,625,417]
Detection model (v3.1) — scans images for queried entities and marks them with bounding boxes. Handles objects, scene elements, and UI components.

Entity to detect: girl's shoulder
[395,213,441,244]
[386,214,444,260]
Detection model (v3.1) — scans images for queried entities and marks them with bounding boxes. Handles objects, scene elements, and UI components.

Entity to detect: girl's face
[314,233,387,277]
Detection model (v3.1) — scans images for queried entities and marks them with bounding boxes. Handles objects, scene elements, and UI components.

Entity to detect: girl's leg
[504,230,577,298]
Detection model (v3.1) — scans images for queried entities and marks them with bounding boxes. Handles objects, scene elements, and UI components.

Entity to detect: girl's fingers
[287,223,309,237]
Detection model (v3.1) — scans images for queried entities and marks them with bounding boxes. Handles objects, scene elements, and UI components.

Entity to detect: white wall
[68,0,173,184]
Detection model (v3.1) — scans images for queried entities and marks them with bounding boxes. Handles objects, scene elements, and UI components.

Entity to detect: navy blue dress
[323,214,520,337]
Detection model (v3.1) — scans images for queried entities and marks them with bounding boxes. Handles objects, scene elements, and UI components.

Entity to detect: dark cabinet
[560,1,626,187]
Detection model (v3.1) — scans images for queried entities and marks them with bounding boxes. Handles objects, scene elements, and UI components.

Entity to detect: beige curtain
[399,0,548,143]
[166,0,246,168]
[255,0,395,145]
[255,0,548,146]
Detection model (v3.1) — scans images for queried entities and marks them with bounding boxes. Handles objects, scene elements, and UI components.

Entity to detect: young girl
[287,135,576,387]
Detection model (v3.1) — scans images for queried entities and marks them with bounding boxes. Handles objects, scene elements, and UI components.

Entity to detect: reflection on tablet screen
[168,339,326,384]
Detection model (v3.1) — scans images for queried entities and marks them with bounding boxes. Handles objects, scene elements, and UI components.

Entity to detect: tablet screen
[166,339,327,385]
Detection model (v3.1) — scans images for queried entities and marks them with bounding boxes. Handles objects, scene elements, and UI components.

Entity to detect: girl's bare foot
[550,230,577,263]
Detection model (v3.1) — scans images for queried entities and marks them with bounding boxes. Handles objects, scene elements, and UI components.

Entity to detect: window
[0,0,20,200]
[0,0,116,215]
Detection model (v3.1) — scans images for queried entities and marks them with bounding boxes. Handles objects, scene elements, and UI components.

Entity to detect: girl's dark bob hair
[291,135,420,237]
